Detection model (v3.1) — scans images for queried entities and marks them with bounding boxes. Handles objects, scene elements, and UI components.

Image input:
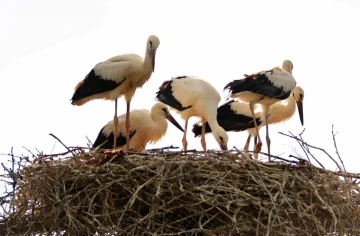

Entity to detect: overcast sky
[1,0,360,174]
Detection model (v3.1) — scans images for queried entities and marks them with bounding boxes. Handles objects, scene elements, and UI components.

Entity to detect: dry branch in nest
[1,147,360,236]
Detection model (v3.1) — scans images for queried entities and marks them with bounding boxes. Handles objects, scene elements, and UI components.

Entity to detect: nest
[1,148,360,235]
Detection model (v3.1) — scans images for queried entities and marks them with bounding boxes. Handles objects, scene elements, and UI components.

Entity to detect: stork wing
[70,58,132,104]
[92,128,137,149]
[224,70,291,100]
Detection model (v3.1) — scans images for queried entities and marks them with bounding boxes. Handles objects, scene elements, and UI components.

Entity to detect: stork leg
[264,108,271,162]
[201,121,207,151]
[125,101,131,152]
[253,135,259,160]
[243,134,252,153]
[182,119,189,152]
[249,97,264,154]
[113,99,118,149]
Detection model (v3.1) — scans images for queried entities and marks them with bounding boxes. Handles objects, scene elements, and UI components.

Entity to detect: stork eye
[162,108,167,113]
[219,136,224,143]
[150,41,153,46]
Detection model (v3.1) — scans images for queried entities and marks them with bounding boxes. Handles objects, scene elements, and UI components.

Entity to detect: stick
[331,125,346,172]
[48,133,76,156]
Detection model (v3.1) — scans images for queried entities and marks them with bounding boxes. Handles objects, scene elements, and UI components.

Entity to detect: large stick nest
[1,149,360,235]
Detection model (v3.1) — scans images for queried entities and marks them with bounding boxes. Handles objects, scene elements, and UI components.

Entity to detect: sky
[0,0,360,177]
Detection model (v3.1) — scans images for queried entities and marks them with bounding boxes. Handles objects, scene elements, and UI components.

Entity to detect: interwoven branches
[1,149,360,236]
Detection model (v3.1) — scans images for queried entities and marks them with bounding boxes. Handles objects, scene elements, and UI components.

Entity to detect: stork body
[71,35,160,151]
[155,76,228,152]
[192,86,304,159]
[224,60,297,161]
[93,103,184,151]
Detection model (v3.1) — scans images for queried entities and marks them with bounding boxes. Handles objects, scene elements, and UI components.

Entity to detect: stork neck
[282,64,293,74]
[151,112,168,132]
[206,116,221,134]
[143,47,153,73]
[267,95,296,124]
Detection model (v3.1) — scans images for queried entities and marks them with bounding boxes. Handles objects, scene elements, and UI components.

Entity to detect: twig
[331,125,346,172]
[256,151,298,164]
[296,129,312,163]
[38,147,85,159]
[292,129,324,168]
[48,133,76,156]
[279,131,341,171]
[22,146,37,159]
[146,145,180,151]
[85,136,93,148]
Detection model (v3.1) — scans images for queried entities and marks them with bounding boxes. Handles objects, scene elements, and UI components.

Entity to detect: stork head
[147,35,160,72]
[152,103,184,132]
[282,60,294,74]
[212,126,229,151]
[292,86,304,126]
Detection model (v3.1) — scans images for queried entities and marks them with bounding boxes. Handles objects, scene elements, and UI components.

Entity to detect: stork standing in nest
[92,103,184,151]
[70,35,160,151]
[155,76,228,152]
[224,60,297,161]
[193,86,304,159]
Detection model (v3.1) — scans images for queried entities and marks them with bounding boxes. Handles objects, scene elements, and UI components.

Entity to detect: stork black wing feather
[224,72,291,100]
[192,100,261,137]
[155,78,192,111]
[92,128,137,149]
[71,69,126,103]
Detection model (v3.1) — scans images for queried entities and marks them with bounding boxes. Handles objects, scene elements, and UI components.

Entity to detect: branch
[85,135,93,148]
[48,133,76,156]
[279,131,341,171]
[146,145,180,152]
[292,131,325,169]
[331,125,346,172]
[255,151,298,164]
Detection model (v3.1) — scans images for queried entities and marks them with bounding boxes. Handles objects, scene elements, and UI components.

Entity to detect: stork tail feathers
[192,122,212,137]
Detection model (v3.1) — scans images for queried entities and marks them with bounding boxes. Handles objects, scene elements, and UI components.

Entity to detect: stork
[155,76,228,152]
[192,86,304,159]
[223,60,297,161]
[70,35,160,151]
[92,103,184,151]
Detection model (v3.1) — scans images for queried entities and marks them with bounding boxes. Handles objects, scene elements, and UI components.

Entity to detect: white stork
[155,76,228,152]
[70,35,160,151]
[223,60,297,161]
[92,103,184,151]
[192,86,304,159]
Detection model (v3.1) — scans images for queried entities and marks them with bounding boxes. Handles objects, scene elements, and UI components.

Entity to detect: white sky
[1,0,360,174]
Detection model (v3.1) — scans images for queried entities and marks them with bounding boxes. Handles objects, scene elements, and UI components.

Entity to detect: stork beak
[296,101,304,126]
[151,49,156,72]
[165,113,184,132]
[220,144,228,151]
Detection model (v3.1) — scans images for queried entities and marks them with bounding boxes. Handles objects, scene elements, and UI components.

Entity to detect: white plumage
[71,35,160,151]
[192,86,304,159]
[224,60,297,161]
[243,86,304,158]
[92,103,184,151]
[156,76,228,152]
